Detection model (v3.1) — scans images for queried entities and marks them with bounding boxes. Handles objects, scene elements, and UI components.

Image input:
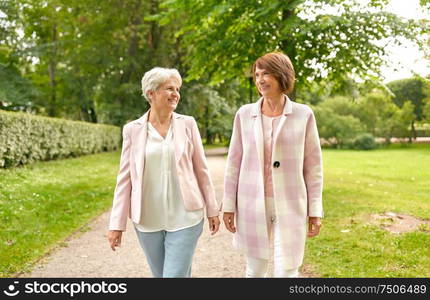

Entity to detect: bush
[356,91,415,144]
[313,103,364,148]
[0,110,121,168]
[350,133,378,150]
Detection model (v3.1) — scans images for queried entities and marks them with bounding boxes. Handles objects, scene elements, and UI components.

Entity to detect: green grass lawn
[0,151,120,277]
[304,143,430,277]
[203,142,229,149]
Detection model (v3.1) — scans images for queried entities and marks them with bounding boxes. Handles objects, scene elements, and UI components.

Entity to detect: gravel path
[19,150,314,278]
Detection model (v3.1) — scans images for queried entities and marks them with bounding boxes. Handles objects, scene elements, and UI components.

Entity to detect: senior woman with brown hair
[222,52,323,277]
[107,67,220,278]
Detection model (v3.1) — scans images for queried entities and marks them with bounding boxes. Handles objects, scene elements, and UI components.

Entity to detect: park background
[0,0,429,277]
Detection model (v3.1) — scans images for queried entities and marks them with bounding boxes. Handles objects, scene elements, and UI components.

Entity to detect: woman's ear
[147,90,154,102]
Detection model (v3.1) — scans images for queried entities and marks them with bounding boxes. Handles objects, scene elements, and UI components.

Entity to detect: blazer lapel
[172,113,186,162]
[133,111,149,179]
[252,98,264,177]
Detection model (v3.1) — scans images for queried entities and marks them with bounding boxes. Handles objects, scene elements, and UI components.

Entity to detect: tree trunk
[149,0,162,60]
[116,0,143,116]
[47,24,58,117]
[280,8,297,100]
[88,106,98,123]
[204,104,212,144]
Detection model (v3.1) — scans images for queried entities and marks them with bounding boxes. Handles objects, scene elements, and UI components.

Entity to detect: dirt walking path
[19,150,314,278]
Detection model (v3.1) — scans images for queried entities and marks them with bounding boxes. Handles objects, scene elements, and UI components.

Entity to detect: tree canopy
[0,0,429,142]
[160,0,428,92]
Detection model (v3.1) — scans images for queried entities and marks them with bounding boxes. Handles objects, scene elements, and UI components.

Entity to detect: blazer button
[273,161,280,168]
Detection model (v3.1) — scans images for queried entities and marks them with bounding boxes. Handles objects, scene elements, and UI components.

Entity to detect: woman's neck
[261,93,285,117]
[148,108,172,125]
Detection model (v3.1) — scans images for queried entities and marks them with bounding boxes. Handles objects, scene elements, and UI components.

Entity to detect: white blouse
[134,122,204,232]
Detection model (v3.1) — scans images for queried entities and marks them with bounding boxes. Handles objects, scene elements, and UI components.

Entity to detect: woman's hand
[207,216,220,235]
[107,230,123,251]
[307,217,322,238]
[223,212,236,233]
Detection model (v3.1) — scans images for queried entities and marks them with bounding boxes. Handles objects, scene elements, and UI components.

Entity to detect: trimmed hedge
[0,110,121,168]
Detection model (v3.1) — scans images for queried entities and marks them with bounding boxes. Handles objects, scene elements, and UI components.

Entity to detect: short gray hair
[141,67,182,102]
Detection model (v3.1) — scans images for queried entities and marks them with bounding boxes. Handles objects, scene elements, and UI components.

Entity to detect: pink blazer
[223,97,323,267]
[109,111,219,231]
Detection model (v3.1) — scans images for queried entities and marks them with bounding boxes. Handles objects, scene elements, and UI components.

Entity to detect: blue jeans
[134,219,204,278]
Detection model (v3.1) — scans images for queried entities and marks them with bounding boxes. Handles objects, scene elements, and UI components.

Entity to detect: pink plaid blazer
[109,111,219,231]
[223,96,323,268]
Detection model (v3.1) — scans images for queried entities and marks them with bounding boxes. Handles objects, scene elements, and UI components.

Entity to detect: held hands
[223,212,236,233]
[207,216,220,235]
[308,217,322,238]
[107,230,123,251]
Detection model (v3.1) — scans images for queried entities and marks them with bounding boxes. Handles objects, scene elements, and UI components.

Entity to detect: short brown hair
[252,52,295,95]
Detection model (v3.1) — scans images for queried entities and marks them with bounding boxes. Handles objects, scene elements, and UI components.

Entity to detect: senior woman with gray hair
[107,67,220,278]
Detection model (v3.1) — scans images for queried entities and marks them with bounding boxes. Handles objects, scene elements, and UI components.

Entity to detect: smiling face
[148,77,181,112]
[254,67,282,98]
[252,52,296,97]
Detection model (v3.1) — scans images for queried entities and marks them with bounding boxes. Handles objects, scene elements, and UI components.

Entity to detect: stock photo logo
[3,281,20,297]
[2,280,128,297]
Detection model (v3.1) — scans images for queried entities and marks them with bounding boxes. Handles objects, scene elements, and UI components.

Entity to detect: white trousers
[246,256,299,278]
[245,196,300,278]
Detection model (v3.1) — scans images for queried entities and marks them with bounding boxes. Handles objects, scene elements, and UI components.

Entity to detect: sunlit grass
[0,151,120,277]
[305,144,430,277]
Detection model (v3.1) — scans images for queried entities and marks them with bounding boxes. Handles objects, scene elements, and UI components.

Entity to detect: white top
[134,122,204,232]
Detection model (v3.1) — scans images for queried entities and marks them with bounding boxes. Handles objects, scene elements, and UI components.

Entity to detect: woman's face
[149,77,181,112]
[255,67,282,97]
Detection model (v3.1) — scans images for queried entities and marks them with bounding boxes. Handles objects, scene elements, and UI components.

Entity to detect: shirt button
[273,161,280,168]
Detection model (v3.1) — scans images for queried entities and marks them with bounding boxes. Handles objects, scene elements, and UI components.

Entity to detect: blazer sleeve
[222,111,243,213]
[189,117,220,217]
[108,124,132,231]
[303,110,324,218]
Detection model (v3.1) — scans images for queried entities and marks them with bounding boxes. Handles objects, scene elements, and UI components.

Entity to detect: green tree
[386,76,430,139]
[0,0,40,112]
[423,99,430,123]
[0,47,40,111]
[356,90,415,143]
[177,82,236,144]
[312,96,364,147]
[159,0,428,93]
[4,0,186,125]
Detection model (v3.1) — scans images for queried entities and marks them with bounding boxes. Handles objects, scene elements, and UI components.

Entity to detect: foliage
[296,81,332,105]
[159,0,428,92]
[1,0,429,143]
[390,101,415,141]
[387,76,430,121]
[0,110,120,168]
[423,98,430,123]
[177,82,237,143]
[356,90,415,143]
[312,90,416,147]
[312,96,364,147]
[2,0,182,125]
[350,133,377,150]
[0,47,40,112]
